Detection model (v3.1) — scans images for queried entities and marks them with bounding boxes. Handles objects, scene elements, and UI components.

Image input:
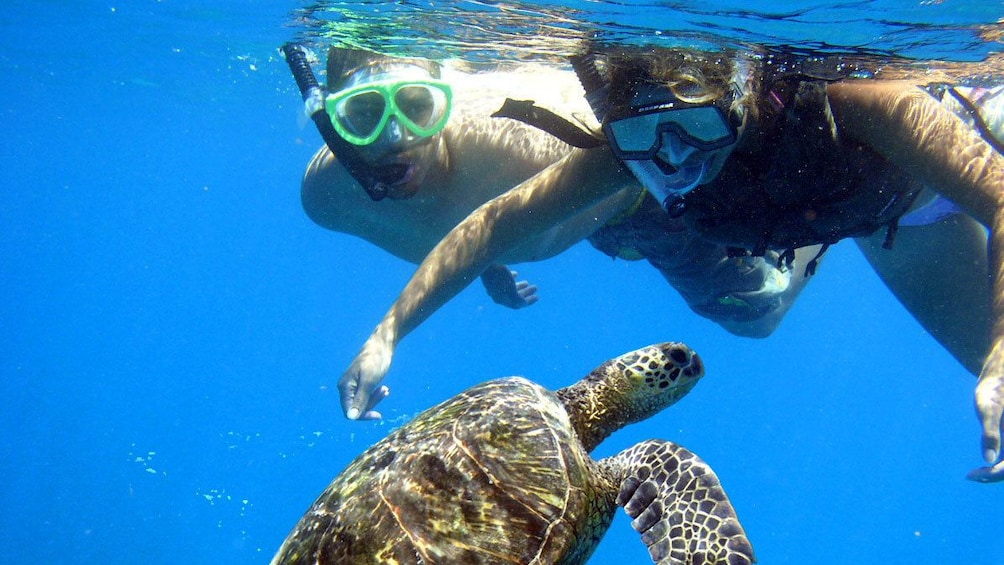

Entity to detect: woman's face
[650,124,738,179]
[610,84,742,202]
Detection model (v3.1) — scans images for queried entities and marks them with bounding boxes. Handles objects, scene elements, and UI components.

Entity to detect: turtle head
[611,341,704,421]
[557,342,703,453]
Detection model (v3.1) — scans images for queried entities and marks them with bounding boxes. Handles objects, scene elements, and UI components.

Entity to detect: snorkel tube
[281,43,393,201]
[570,52,609,123]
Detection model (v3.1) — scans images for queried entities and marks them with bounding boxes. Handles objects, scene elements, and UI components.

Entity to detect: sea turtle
[271,342,754,564]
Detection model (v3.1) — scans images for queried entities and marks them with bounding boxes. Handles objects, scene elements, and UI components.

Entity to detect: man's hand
[480,264,539,309]
[338,334,394,420]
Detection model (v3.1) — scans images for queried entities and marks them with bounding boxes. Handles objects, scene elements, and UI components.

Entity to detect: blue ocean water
[2,1,1003,563]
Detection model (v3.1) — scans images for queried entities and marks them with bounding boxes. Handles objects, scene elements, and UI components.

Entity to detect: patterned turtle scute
[273,378,597,564]
[271,342,754,565]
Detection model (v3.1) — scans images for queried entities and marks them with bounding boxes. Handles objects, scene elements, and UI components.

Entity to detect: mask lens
[326,79,452,145]
[669,107,733,145]
[394,85,445,129]
[606,105,735,159]
[336,90,387,138]
[607,113,662,153]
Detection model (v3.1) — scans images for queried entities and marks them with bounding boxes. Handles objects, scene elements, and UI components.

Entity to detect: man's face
[328,63,451,199]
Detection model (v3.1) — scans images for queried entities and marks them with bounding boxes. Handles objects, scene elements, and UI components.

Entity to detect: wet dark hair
[601,46,759,123]
[326,47,441,90]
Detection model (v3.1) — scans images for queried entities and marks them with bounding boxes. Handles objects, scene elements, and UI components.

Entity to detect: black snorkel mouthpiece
[281,43,391,201]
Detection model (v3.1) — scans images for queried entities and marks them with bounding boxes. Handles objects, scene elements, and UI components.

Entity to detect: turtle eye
[669,346,690,366]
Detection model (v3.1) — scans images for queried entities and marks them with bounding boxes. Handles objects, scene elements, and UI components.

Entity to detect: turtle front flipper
[603,439,755,565]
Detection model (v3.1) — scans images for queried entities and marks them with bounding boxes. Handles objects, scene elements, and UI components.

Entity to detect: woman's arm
[828,79,1004,480]
[827,80,1004,225]
[339,147,636,419]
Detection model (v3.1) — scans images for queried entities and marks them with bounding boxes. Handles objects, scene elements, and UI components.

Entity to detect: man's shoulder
[441,64,597,171]
[445,64,596,127]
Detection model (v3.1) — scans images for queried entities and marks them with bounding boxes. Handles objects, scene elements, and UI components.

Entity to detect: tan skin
[340,75,1004,481]
[337,147,639,416]
[319,58,814,410]
[302,64,617,307]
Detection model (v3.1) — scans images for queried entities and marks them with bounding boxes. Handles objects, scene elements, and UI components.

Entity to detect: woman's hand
[970,338,1004,481]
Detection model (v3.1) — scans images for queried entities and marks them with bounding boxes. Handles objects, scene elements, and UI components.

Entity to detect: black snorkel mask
[281,43,409,201]
[571,52,743,217]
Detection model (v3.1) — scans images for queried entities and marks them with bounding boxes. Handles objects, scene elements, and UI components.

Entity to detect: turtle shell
[271,377,616,565]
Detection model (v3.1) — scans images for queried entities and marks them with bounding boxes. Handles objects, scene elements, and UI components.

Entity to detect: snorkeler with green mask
[296,47,595,310]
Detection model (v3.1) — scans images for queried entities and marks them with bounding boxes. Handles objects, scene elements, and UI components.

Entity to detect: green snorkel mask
[325,70,452,146]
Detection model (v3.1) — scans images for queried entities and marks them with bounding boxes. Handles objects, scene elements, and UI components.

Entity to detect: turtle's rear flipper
[611,439,756,565]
